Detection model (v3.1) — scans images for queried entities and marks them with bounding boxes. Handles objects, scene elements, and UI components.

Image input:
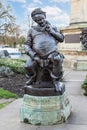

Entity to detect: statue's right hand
[33,54,40,63]
[27,50,36,60]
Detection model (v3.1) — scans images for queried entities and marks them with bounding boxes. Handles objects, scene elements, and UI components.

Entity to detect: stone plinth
[20,92,71,125]
[59,0,87,51]
[70,0,87,25]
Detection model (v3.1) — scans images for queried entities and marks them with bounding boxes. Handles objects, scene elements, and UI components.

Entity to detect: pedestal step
[20,92,71,125]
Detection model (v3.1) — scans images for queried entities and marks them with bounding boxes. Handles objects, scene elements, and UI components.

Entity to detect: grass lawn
[0,88,18,99]
[0,102,12,109]
[0,88,18,109]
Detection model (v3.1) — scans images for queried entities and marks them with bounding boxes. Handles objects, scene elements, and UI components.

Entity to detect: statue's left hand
[48,52,64,63]
[48,52,59,61]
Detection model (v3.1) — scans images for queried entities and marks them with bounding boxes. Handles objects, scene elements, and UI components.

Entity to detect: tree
[18,36,26,47]
[0,0,16,35]
[0,0,21,46]
[0,0,26,47]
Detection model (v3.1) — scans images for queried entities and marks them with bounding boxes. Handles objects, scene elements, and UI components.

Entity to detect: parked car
[0,47,21,59]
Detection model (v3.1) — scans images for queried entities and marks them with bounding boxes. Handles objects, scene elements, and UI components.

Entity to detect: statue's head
[80,28,87,50]
[31,8,46,27]
[31,8,46,18]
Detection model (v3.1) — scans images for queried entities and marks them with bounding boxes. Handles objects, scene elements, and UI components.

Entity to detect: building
[59,0,87,51]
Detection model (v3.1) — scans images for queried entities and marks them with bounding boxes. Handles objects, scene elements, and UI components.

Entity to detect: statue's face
[33,14,46,27]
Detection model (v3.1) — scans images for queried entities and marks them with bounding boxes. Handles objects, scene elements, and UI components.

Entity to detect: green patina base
[20,92,71,125]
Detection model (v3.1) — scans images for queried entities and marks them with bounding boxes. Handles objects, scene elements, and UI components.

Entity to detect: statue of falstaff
[24,8,64,92]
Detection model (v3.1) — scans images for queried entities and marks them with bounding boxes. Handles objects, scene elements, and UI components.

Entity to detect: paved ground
[0,70,87,130]
[0,98,15,104]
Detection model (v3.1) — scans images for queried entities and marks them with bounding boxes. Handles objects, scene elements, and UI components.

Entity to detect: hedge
[0,58,26,74]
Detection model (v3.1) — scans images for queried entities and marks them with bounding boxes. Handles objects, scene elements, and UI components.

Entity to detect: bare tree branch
[0,1,16,36]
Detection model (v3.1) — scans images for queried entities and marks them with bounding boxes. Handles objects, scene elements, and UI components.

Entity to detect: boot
[53,80,63,92]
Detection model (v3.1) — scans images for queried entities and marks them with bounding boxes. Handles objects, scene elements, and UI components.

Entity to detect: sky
[6,0,70,36]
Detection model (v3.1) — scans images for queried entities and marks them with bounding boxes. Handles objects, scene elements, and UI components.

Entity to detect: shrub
[82,75,87,95]
[0,58,26,74]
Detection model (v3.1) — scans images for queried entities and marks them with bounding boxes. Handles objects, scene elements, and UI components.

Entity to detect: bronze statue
[24,8,65,95]
[80,28,87,50]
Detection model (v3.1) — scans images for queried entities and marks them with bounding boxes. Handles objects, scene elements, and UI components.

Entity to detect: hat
[31,8,46,18]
